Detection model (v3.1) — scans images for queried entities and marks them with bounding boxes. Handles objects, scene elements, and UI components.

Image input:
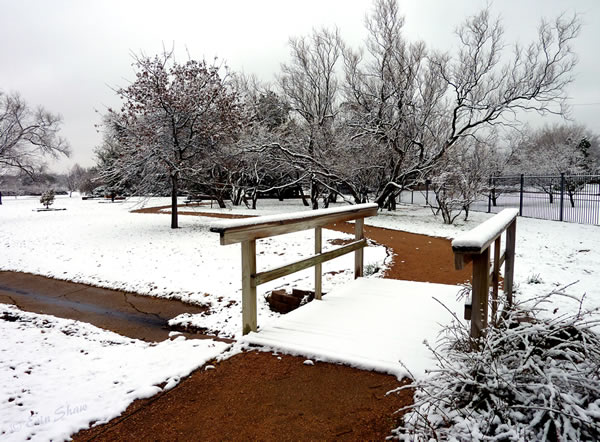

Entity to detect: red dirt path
[74,204,471,441]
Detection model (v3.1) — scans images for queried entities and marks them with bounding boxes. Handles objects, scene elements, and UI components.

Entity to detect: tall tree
[0,91,70,177]
[100,50,242,228]
[277,28,351,208]
[343,0,580,210]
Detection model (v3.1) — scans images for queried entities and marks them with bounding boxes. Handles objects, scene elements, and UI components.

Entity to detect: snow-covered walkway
[242,277,462,379]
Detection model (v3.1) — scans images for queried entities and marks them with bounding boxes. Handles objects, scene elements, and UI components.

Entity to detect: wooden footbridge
[211,204,517,378]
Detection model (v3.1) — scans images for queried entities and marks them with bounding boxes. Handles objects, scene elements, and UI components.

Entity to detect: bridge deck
[242,278,463,379]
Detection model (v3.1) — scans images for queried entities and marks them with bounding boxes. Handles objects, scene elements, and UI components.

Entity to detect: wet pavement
[0,271,210,342]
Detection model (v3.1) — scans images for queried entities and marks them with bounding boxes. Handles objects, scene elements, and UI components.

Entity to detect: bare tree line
[3,0,588,226]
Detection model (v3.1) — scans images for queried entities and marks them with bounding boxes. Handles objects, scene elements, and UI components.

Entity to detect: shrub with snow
[392,287,600,441]
[40,189,55,209]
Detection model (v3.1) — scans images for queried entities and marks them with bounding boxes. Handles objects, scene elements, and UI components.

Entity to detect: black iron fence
[470,174,600,225]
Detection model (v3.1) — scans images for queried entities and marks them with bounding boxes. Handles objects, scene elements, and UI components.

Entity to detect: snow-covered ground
[0,195,388,338]
[1,195,598,440]
[0,304,228,442]
[368,204,599,317]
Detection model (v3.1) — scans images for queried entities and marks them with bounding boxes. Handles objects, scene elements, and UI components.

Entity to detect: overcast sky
[2,0,599,173]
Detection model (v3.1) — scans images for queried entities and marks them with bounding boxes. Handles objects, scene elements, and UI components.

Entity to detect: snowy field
[0,195,388,337]
[1,195,599,440]
[0,304,229,441]
[368,204,599,317]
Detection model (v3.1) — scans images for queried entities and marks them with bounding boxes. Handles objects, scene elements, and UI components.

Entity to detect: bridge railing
[210,203,379,335]
[452,208,518,340]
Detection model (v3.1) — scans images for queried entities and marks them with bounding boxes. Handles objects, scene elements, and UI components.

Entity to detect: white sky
[1,0,598,173]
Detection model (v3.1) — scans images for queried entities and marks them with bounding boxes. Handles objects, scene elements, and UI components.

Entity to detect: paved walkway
[0,271,209,342]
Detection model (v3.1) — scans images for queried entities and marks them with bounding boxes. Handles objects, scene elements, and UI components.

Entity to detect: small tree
[40,189,55,209]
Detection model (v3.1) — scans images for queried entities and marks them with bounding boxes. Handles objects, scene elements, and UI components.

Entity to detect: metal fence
[470,174,600,225]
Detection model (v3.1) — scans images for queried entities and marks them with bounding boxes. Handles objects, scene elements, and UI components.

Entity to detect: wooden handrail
[452,209,518,340]
[210,204,379,335]
[211,203,378,245]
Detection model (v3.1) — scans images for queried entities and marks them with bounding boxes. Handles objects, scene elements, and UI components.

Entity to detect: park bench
[184,194,218,207]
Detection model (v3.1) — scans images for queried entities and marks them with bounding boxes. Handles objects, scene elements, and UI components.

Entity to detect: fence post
[425,180,430,205]
[519,174,524,216]
[487,177,492,213]
[560,173,565,222]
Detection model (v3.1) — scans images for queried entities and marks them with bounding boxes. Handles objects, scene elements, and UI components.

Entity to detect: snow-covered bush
[40,189,55,209]
[392,287,600,441]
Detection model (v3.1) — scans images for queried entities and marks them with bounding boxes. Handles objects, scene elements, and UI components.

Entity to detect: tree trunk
[232,188,243,206]
[252,191,258,209]
[375,185,395,209]
[171,175,179,229]
[216,196,226,209]
[310,179,319,210]
[298,186,309,206]
[386,193,396,211]
[322,192,330,209]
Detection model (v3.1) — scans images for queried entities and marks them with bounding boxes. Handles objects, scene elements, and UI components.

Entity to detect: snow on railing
[210,204,379,335]
[452,208,518,341]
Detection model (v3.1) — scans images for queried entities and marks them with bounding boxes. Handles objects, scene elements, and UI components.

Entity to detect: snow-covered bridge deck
[241,277,462,379]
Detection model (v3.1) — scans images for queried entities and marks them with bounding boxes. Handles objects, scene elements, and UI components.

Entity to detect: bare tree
[343,0,580,210]
[430,137,501,223]
[277,27,354,209]
[0,91,70,177]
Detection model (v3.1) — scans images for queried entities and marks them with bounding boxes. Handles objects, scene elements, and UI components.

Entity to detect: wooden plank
[504,219,517,307]
[253,239,367,287]
[491,237,501,324]
[464,302,472,320]
[498,250,506,268]
[471,247,490,342]
[213,205,378,245]
[452,208,518,254]
[241,240,257,335]
[315,227,322,300]
[488,250,506,284]
[354,218,364,278]
[454,252,473,270]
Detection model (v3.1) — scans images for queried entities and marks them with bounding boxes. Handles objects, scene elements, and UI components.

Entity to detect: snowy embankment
[0,196,388,338]
[0,304,228,442]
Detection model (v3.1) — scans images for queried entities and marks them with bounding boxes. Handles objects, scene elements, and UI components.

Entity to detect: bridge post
[354,218,364,278]
[504,219,517,307]
[241,239,257,335]
[315,227,322,300]
[471,247,490,341]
